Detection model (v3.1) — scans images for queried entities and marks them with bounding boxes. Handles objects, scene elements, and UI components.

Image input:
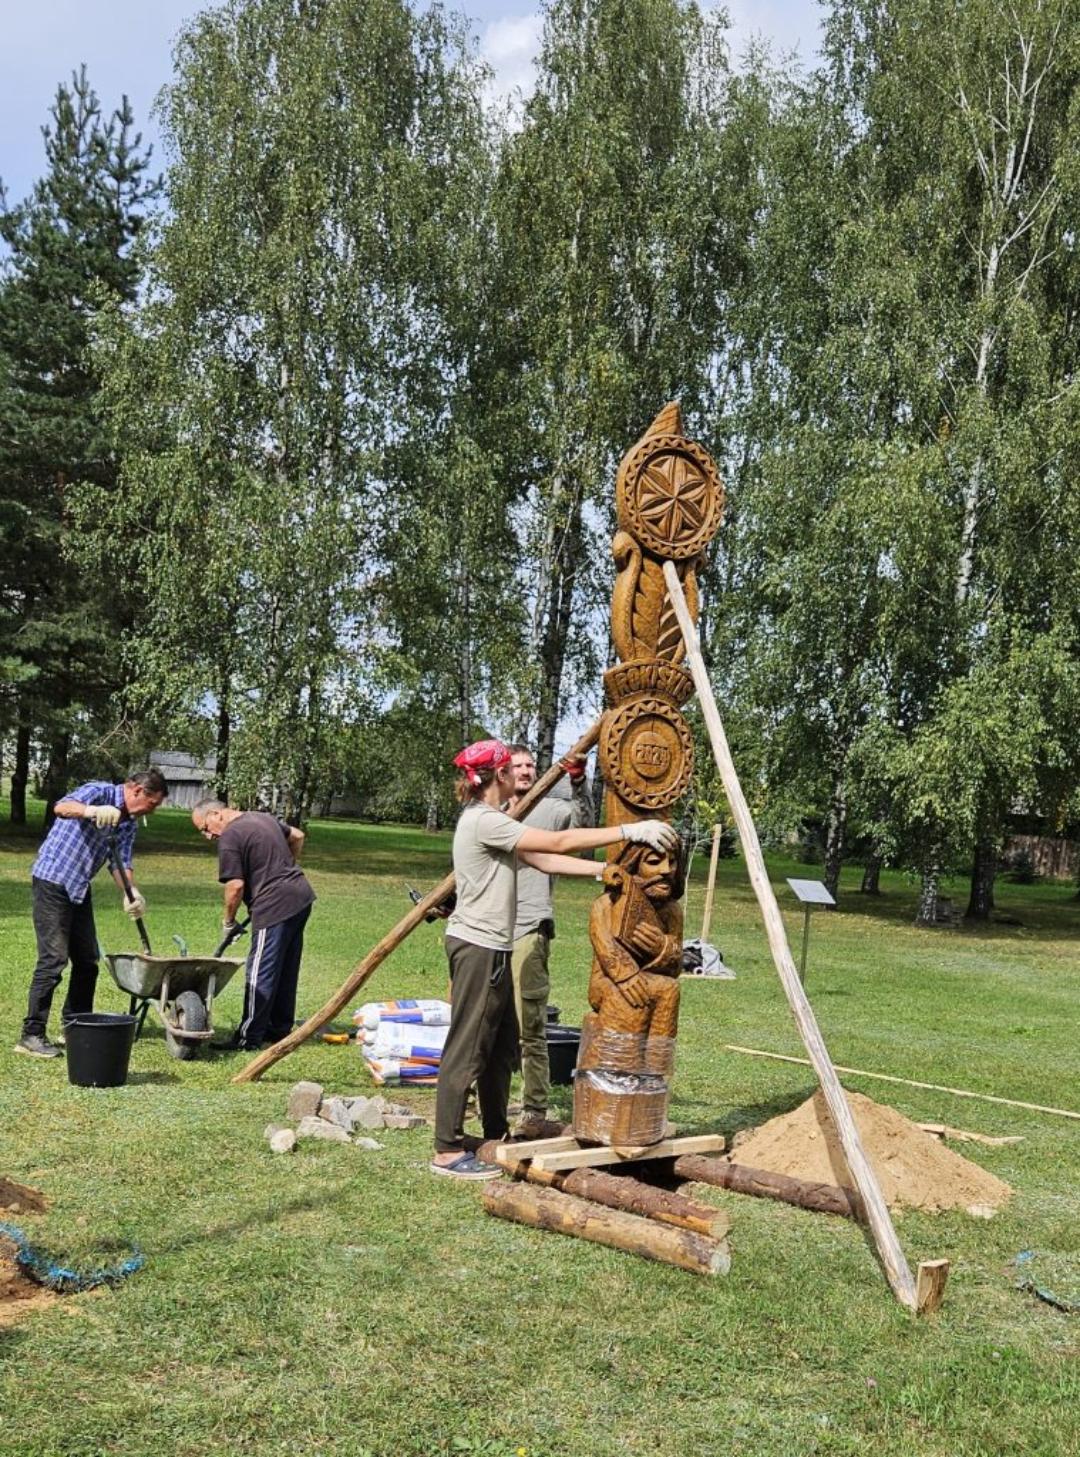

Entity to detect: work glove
[559,754,587,783]
[620,819,680,853]
[221,920,240,937]
[86,804,121,830]
[123,891,147,919]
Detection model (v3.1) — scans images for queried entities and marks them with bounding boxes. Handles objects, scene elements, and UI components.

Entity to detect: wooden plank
[917,1123,1023,1147]
[663,560,925,1313]
[233,721,601,1084]
[916,1259,950,1315]
[494,1136,580,1164]
[483,1182,730,1276]
[723,1044,1080,1122]
[530,1133,724,1173]
[700,822,722,943]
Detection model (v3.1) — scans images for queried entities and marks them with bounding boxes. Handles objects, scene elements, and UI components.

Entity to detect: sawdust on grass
[730,1090,1012,1214]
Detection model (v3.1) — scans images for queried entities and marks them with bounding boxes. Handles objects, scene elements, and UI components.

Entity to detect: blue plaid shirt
[31,782,137,903]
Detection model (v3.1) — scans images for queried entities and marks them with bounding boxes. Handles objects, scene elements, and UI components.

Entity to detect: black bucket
[65,1013,137,1088]
[546,1025,581,1086]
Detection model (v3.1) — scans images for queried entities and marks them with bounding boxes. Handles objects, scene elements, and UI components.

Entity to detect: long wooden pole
[663,561,932,1313]
[233,721,602,1084]
[700,822,722,943]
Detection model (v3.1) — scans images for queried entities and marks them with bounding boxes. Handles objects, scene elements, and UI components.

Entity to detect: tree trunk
[860,853,883,895]
[823,778,848,901]
[215,675,231,804]
[425,789,440,833]
[534,495,583,772]
[915,858,941,926]
[10,719,31,825]
[965,832,997,920]
[42,733,71,826]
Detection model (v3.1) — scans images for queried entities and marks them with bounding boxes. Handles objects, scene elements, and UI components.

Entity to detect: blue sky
[1,0,822,204]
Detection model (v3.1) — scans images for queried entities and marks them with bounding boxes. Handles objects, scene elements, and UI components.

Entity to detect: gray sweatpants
[434,936,519,1152]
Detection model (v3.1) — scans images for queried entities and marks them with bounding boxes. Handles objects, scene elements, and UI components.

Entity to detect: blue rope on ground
[0,1221,145,1293]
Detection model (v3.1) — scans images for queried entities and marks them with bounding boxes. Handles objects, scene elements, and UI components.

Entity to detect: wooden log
[663,560,928,1313]
[723,1044,1080,1122]
[477,1141,730,1238]
[233,721,601,1083]
[672,1154,860,1219]
[483,1181,730,1276]
[916,1259,950,1315]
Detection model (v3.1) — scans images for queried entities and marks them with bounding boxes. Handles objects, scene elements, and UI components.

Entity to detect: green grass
[1,805,1078,1457]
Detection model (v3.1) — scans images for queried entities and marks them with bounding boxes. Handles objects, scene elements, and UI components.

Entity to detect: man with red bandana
[431,739,679,1179]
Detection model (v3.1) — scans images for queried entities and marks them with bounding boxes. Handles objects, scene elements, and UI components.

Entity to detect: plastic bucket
[65,1013,137,1088]
[546,1025,581,1086]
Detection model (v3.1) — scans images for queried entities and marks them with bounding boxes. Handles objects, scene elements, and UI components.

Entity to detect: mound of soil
[0,1238,56,1327]
[0,1177,48,1215]
[730,1090,1012,1214]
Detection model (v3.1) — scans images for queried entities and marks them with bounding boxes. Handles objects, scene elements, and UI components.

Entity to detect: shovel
[108,833,152,955]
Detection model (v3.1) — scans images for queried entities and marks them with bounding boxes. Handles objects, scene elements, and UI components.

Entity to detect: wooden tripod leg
[662,560,935,1314]
[232,721,602,1085]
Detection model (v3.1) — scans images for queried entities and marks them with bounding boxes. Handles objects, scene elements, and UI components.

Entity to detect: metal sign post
[785,878,836,985]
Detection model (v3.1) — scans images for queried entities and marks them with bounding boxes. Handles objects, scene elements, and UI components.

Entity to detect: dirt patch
[730,1090,1012,1214]
[0,1178,48,1216]
[0,1238,57,1327]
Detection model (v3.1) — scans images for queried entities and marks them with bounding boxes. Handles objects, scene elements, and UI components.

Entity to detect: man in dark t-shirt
[192,799,316,1051]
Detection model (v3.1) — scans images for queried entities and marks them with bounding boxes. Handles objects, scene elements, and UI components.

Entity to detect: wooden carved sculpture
[573,402,724,1147]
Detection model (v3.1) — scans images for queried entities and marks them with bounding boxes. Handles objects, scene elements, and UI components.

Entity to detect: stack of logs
[477,1129,864,1278]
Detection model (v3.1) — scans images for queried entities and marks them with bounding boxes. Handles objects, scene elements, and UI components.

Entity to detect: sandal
[429,1152,503,1180]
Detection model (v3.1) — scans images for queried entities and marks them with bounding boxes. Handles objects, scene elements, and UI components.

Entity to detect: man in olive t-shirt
[192,800,316,1050]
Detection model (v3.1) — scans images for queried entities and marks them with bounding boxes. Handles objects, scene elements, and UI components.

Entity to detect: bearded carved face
[614,839,684,903]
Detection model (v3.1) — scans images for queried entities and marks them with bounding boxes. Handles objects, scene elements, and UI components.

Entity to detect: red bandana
[453,739,511,786]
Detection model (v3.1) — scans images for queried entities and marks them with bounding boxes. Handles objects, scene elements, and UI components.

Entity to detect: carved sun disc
[618,435,723,561]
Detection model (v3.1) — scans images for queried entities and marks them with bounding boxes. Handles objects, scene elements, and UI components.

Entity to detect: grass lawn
[0,804,1077,1457]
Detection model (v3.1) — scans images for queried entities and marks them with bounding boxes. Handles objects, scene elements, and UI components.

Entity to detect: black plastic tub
[546,1025,581,1086]
[65,1012,137,1088]
[546,1004,561,1024]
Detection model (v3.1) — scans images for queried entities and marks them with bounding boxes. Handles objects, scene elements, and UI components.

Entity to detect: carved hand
[615,971,650,1009]
[629,922,664,958]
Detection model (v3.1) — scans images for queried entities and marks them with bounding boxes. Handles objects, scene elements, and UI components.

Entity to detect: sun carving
[617,435,724,561]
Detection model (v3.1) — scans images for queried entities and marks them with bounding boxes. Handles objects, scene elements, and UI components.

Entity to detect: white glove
[123,891,147,919]
[620,819,680,852]
[86,804,121,829]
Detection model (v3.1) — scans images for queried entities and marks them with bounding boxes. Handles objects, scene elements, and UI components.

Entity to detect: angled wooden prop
[232,721,602,1084]
[662,559,946,1314]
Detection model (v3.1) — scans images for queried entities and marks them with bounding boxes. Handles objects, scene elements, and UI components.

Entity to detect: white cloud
[479,11,544,113]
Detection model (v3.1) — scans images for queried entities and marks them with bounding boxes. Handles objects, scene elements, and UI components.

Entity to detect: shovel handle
[108,833,152,956]
[214,917,251,958]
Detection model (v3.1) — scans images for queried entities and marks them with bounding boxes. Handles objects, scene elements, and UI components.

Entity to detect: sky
[1,0,823,205]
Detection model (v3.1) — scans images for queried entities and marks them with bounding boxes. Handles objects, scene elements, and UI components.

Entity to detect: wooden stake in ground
[233,722,601,1085]
[483,1180,730,1277]
[662,560,944,1315]
[700,822,722,943]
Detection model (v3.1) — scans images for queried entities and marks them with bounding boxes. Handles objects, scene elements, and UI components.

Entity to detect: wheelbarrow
[104,835,247,1060]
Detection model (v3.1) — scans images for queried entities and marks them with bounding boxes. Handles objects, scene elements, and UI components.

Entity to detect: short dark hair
[507,744,533,758]
[129,768,169,798]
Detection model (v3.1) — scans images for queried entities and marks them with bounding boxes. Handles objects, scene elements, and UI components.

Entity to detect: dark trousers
[434,936,519,1153]
[236,904,311,1050]
[24,878,100,1037]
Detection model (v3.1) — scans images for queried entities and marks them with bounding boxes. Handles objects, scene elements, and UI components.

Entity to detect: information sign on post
[785,879,837,985]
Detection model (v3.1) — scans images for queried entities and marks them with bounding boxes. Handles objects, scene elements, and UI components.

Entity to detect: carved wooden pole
[232,720,601,1084]
[662,558,945,1314]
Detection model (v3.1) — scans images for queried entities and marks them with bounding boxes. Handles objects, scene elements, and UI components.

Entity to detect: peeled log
[477,1141,729,1238]
[483,1181,730,1276]
[673,1154,860,1219]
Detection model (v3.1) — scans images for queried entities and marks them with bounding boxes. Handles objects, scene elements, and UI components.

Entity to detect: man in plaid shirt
[16,768,168,1059]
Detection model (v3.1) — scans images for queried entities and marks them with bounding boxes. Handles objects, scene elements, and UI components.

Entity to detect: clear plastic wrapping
[576,1013,675,1077]
[573,1068,670,1146]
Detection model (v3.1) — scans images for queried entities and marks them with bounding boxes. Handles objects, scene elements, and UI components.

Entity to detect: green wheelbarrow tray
[105,953,244,1060]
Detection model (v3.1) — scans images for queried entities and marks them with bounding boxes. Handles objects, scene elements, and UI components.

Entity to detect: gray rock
[264,1122,289,1141]
[287,1081,324,1120]
[296,1115,350,1144]
[269,1129,297,1154]
[382,1113,427,1131]
[369,1095,389,1113]
[320,1096,355,1129]
[353,1137,384,1151]
[354,1101,387,1130]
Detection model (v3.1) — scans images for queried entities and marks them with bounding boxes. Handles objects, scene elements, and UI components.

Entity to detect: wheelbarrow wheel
[166,990,207,1061]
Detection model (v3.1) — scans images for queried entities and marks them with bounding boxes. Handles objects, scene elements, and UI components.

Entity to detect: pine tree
[0,67,157,818]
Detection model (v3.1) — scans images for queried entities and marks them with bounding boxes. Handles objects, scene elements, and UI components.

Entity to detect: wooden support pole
[662,560,929,1313]
[700,822,722,943]
[233,721,602,1084]
[483,1181,730,1276]
[672,1154,860,1220]
[477,1141,731,1238]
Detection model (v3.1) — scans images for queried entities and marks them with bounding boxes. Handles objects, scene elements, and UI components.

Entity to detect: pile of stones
[265,1080,428,1153]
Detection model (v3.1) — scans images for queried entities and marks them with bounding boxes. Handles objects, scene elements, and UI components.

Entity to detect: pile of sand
[730,1090,1012,1214]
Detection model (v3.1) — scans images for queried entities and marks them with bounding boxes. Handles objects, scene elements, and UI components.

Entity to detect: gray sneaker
[14,1034,62,1059]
